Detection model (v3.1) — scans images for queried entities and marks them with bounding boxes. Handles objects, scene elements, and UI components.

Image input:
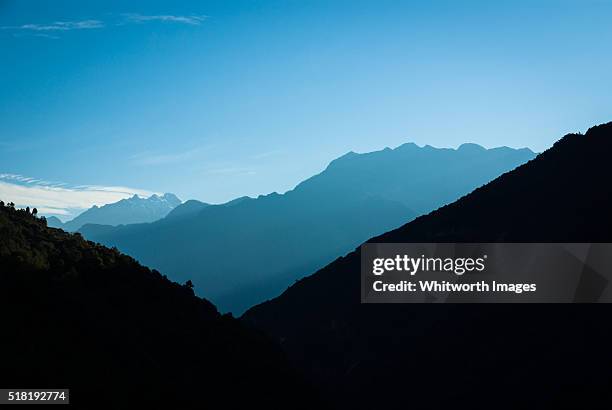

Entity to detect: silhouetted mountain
[243,122,612,409]
[62,193,181,231]
[164,199,210,221]
[0,202,318,408]
[45,215,64,229]
[81,144,534,314]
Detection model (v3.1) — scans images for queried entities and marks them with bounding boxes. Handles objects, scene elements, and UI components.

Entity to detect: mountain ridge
[242,122,612,409]
[50,192,182,232]
[81,142,535,314]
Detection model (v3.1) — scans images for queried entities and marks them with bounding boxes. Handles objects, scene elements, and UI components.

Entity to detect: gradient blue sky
[1,0,611,218]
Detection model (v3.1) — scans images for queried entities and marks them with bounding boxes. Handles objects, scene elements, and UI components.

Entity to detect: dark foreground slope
[243,122,612,409]
[0,204,317,408]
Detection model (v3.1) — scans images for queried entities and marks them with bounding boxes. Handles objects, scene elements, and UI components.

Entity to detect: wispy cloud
[11,32,61,40]
[122,13,208,25]
[2,19,104,32]
[2,13,207,39]
[0,173,157,221]
[31,33,60,40]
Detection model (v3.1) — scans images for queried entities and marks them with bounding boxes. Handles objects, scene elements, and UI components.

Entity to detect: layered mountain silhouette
[0,202,318,408]
[164,199,210,220]
[80,144,534,314]
[45,215,65,229]
[243,122,612,409]
[48,193,182,231]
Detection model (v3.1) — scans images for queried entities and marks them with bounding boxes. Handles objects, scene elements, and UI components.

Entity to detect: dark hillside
[0,203,317,408]
[244,122,612,409]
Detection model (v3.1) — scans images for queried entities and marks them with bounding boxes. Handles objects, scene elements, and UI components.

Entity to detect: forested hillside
[0,202,318,408]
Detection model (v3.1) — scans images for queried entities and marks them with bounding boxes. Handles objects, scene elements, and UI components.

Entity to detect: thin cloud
[122,13,208,25]
[2,19,104,32]
[0,173,157,221]
[33,207,72,216]
[2,13,207,39]
[12,33,60,40]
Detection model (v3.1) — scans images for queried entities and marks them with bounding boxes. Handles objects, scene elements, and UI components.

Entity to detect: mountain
[45,215,65,229]
[81,144,534,314]
[0,202,319,408]
[164,199,210,221]
[61,193,181,231]
[242,122,612,409]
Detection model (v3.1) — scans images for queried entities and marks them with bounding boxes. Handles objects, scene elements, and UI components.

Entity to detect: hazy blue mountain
[81,143,535,314]
[62,193,181,232]
[242,122,612,410]
[164,199,210,221]
[45,215,65,229]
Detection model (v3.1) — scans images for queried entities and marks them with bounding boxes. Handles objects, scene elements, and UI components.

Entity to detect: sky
[1,0,612,219]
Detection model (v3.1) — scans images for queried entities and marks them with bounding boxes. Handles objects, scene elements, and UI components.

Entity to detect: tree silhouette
[32,208,38,217]
[185,280,194,289]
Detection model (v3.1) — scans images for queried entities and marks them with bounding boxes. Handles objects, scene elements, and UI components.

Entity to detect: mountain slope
[164,199,210,220]
[243,122,612,409]
[62,193,181,231]
[0,203,318,408]
[81,144,534,314]
[45,215,65,229]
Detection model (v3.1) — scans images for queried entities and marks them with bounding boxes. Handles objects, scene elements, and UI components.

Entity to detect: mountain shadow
[80,144,534,314]
[57,193,182,232]
[243,122,612,409]
[0,202,319,408]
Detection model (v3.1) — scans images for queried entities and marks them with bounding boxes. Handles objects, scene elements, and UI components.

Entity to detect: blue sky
[1,0,611,218]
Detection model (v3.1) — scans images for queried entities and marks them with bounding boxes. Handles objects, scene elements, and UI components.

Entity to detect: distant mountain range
[80,142,535,314]
[243,122,612,409]
[0,203,317,408]
[5,123,611,409]
[48,193,182,231]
